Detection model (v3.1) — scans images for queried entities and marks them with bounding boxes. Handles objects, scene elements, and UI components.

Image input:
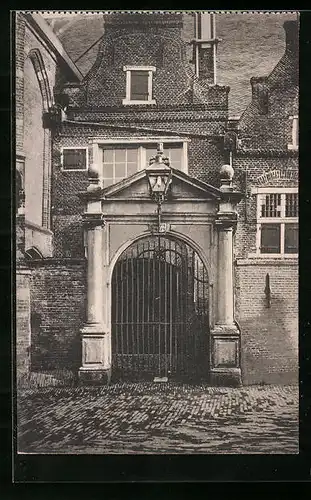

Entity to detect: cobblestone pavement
[17,383,299,454]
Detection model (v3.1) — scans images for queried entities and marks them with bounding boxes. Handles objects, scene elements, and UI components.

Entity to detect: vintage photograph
[15,10,299,454]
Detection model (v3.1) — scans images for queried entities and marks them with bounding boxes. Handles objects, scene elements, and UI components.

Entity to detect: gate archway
[111,234,210,381]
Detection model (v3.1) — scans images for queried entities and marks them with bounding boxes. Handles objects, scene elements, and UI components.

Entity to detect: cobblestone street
[17,383,299,454]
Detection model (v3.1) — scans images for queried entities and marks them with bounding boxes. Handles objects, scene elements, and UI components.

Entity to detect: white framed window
[61,147,88,171]
[99,139,188,188]
[252,187,298,257]
[288,115,298,151]
[122,66,156,105]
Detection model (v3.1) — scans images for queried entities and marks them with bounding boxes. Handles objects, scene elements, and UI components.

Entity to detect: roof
[24,13,83,82]
[43,11,297,116]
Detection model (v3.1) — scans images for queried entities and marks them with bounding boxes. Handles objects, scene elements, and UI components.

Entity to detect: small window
[62,148,87,171]
[130,71,149,101]
[284,224,298,253]
[102,146,139,187]
[285,193,298,217]
[260,224,281,254]
[260,194,281,218]
[255,189,298,256]
[123,66,156,105]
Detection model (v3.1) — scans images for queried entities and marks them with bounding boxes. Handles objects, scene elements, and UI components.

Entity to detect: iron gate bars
[111,235,209,381]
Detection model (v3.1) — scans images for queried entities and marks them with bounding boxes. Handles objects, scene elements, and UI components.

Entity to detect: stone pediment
[100,168,222,201]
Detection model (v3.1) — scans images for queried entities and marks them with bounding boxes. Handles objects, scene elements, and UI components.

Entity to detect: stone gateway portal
[111,235,210,381]
[16,12,298,392]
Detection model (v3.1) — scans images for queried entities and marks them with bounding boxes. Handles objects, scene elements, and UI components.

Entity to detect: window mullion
[148,71,152,101]
[293,117,298,148]
[127,70,131,100]
[281,193,286,218]
[113,149,116,183]
[256,223,261,255]
[280,222,285,255]
[138,146,142,171]
[182,141,188,173]
[257,194,262,222]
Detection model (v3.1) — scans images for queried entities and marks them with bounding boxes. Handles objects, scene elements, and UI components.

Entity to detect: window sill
[61,167,88,172]
[247,253,298,259]
[287,144,298,151]
[236,256,298,266]
[122,99,156,106]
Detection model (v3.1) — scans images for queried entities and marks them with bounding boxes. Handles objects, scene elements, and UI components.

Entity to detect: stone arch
[27,48,53,111]
[25,49,53,229]
[106,229,214,349]
[109,230,211,381]
[254,169,298,186]
[108,229,212,285]
[25,246,44,260]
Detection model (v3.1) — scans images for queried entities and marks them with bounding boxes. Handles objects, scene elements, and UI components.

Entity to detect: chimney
[283,20,299,55]
[250,76,269,114]
[192,13,219,84]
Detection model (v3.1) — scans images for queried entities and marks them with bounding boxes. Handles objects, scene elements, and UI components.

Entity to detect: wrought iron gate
[111,236,209,381]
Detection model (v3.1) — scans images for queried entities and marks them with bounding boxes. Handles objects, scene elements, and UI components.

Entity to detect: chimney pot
[250,76,269,114]
[283,20,298,54]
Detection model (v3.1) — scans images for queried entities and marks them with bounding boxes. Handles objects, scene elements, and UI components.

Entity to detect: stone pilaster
[79,160,111,384]
[210,165,243,386]
[79,212,110,385]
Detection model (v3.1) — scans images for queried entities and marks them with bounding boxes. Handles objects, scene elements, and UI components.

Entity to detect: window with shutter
[123,66,156,105]
[62,148,87,171]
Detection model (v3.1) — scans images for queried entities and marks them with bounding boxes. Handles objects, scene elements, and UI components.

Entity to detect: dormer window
[122,66,156,105]
[288,115,298,151]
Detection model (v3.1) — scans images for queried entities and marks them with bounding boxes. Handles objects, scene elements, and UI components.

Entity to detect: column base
[78,367,111,386]
[80,323,110,385]
[210,368,242,387]
[210,323,242,386]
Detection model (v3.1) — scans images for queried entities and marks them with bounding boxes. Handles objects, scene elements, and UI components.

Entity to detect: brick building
[16,12,298,386]
[15,12,82,377]
[233,20,299,384]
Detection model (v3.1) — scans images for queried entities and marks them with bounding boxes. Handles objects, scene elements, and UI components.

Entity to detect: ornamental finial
[148,143,170,167]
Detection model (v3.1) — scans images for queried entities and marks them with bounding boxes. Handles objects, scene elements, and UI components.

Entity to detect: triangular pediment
[100,168,222,201]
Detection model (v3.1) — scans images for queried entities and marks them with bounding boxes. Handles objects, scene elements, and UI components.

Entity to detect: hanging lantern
[145,143,172,202]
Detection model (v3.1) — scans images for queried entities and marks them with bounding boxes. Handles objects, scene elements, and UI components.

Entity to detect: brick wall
[235,262,298,385]
[29,261,86,371]
[233,156,298,258]
[16,270,31,377]
[231,20,299,385]
[51,122,226,257]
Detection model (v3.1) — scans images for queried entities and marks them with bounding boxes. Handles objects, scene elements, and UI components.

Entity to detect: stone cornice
[219,191,244,203]
[83,213,106,228]
[215,212,238,229]
[64,103,228,113]
[62,119,222,140]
